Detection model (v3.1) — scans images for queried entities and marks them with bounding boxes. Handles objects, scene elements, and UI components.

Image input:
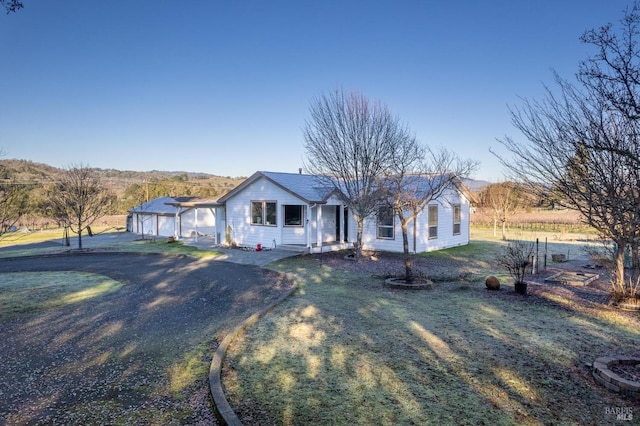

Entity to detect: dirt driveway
[0,253,293,425]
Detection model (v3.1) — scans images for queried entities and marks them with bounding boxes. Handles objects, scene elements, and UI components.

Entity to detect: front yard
[223,234,639,425]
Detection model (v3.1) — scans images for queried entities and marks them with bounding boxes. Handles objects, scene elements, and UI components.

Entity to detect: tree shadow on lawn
[226,256,640,425]
[0,254,293,425]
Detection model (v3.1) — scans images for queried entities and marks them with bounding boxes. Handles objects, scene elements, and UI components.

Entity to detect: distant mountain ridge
[0,159,246,197]
[461,178,491,193]
[0,158,490,198]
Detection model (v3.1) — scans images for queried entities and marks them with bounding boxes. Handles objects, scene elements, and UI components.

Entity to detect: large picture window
[251,201,277,226]
[284,205,303,226]
[428,205,438,239]
[377,207,394,239]
[453,204,461,235]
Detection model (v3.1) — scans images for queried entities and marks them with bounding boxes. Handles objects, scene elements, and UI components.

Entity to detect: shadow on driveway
[0,253,293,424]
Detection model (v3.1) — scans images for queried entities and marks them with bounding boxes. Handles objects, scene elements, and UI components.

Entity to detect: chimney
[299,168,302,174]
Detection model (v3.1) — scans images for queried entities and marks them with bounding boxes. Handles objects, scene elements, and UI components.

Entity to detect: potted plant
[498,239,535,294]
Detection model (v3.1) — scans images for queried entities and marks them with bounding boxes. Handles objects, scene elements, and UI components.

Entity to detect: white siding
[359,188,471,253]
[132,214,155,236]
[225,177,309,247]
[180,207,216,236]
[157,216,175,237]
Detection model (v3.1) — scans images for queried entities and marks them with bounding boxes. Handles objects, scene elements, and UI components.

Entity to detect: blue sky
[0,1,631,181]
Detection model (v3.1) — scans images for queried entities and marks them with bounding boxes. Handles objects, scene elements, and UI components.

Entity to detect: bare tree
[1,0,22,14]
[579,2,640,124]
[495,70,640,299]
[479,182,525,240]
[303,88,401,258]
[0,181,29,237]
[379,145,478,282]
[47,164,110,249]
[0,149,29,238]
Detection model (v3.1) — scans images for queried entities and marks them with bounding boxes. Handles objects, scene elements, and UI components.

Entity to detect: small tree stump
[485,276,500,290]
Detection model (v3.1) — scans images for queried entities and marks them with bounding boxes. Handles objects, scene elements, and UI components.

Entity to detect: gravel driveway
[0,253,293,425]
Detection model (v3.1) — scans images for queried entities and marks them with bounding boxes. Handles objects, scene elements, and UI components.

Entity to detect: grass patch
[0,271,123,319]
[225,237,640,425]
[0,228,222,259]
[123,239,221,258]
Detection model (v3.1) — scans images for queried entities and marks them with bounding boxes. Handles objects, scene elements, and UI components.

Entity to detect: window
[251,202,263,224]
[377,207,394,239]
[428,205,438,239]
[453,204,461,235]
[251,201,277,226]
[284,205,303,226]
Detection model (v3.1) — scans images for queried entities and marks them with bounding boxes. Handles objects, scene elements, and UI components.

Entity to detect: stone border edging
[592,356,640,398]
[209,273,299,425]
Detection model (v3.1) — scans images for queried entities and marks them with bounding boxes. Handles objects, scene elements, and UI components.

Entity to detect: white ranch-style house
[129,171,474,254]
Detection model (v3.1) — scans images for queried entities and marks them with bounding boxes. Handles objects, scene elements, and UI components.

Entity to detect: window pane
[428,205,438,226]
[251,202,263,224]
[379,226,393,239]
[377,207,394,239]
[265,202,277,225]
[453,223,461,235]
[428,205,438,239]
[429,226,438,239]
[284,205,303,226]
[378,208,394,226]
[453,205,461,235]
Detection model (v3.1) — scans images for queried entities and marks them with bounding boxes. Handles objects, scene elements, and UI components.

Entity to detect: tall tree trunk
[401,220,413,282]
[613,240,627,295]
[501,220,507,240]
[355,218,364,260]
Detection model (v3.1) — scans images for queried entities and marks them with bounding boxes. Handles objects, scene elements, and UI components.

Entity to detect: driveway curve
[0,253,293,425]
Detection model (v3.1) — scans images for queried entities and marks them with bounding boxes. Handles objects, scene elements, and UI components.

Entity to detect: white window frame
[377,207,395,239]
[283,205,304,227]
[251,201,277,226]
[428,204,438,239]
[453,204,461,235]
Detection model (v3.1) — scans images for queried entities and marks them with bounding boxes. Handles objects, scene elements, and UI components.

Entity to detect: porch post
[174,209,179,238]
[316,205,323,250]
[306,205,312,249]
[339,204,345,244]
[195,208,199,243]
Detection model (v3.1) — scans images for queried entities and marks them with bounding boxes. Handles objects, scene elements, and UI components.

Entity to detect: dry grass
[223,230,640,425]
[0,228,222,259]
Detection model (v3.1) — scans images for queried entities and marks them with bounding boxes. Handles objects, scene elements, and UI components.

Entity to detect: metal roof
[218,171,338,204]
[129,196,178,215]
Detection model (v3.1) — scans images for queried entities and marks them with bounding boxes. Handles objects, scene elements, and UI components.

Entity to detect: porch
[279,241,354,254]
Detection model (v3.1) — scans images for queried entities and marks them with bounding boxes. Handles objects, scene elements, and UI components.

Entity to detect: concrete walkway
[179,236,306,266]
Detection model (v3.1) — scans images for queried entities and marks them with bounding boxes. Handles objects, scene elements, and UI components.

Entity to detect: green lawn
[223,235,639,425]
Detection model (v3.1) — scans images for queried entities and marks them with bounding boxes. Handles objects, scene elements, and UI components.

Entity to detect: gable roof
[217,171,339,204]
[129,196,178,215]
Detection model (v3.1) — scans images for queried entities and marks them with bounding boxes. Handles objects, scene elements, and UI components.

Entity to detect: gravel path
[0,253,293,425]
